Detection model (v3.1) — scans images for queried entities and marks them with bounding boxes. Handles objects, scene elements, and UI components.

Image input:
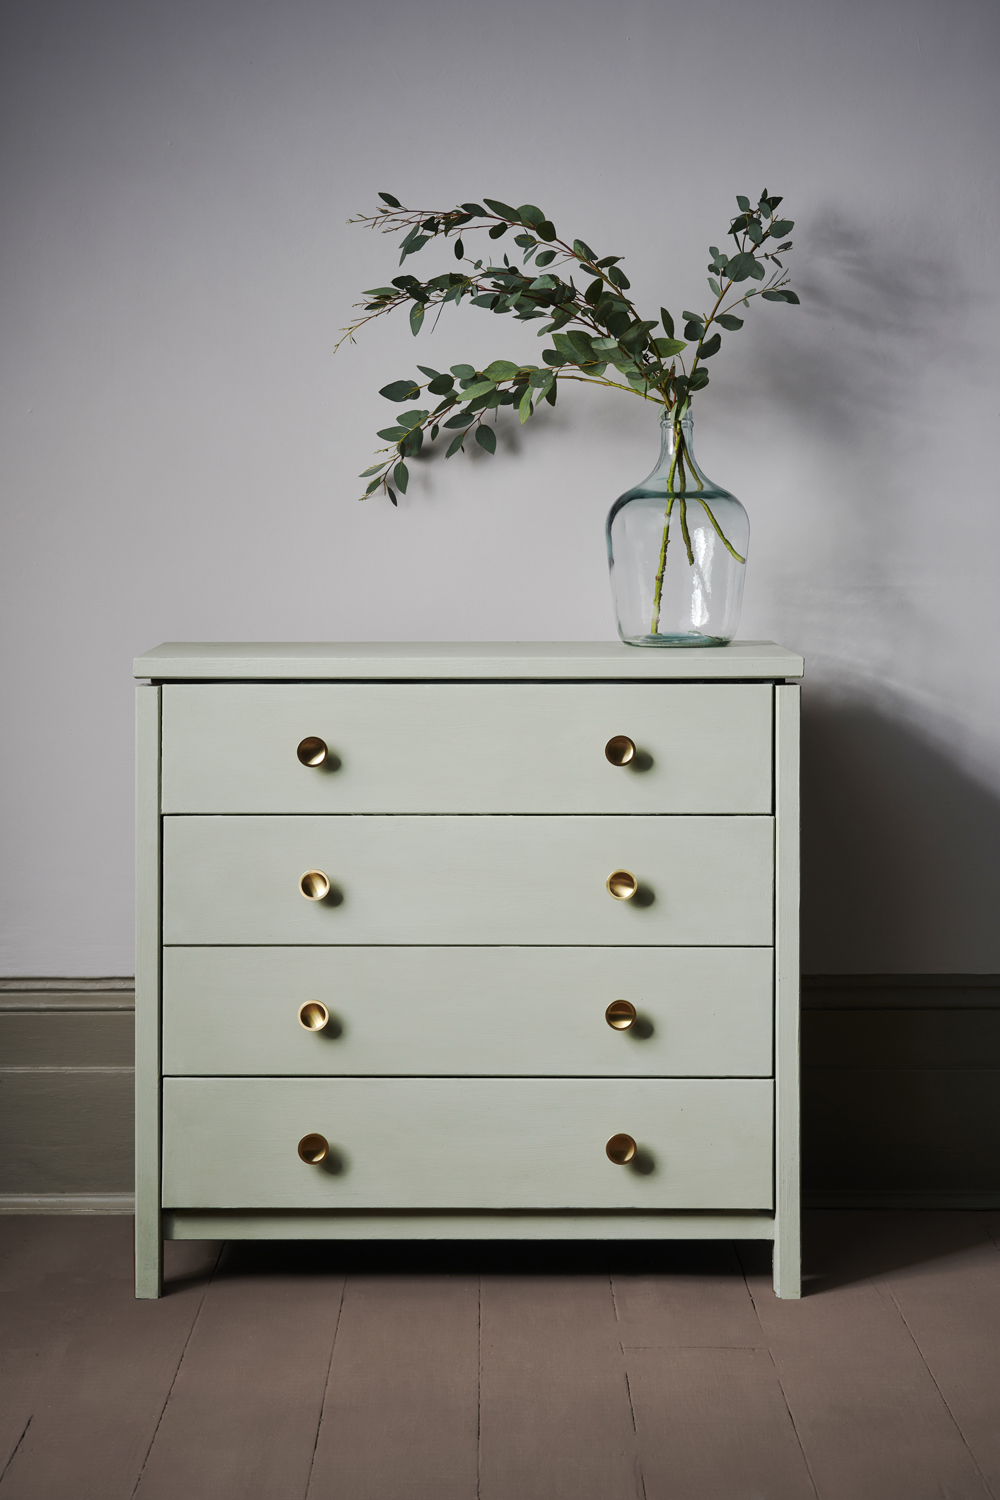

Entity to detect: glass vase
[606,410,748,646]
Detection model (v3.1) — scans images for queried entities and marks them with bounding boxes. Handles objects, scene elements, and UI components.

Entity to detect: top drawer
[161,682,772,814]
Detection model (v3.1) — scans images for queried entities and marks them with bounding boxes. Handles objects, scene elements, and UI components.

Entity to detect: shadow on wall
[802,697,1000,973]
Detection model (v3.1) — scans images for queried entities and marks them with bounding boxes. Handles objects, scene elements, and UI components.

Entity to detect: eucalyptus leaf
[379,380,420,402]
[396,409,429,427]
[573,239,597,261]
[736,195,750,211]
[698,332,722,359]
[378,192,401,207]
[451,363,476,379]
[359,465,384,477]
[749,260,766,281]
[458,380,496,401]
[365,478,382,495]
[716,314,744,330]
[443,413,471,428]
[386,486,397,505]
[409,302,425,335]
[475,424,497,454]
[770,219,794,237]
[653,337,686,357]
[660,308,675,338]
[393,461,409,494]
[483,198,518,219]
[536,220,557,241]
[445,430,467,456]
[517,204,545,225]
[535,249,557,266]
[518,386,533,423]
[484,360,520,380]
[376,426,408,441]
[461,203,486,215]
[427,374,455,394]
[489,223,508,239]
[708,278,721,298]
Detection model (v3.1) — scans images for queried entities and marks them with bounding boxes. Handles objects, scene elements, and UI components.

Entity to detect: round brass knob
[299,870,331,901]
[297,1132,329,1164]
[298,1000,330,1031]
[606,1000,637,1030]
[606,869,638,901]
[606,1133,637,1165]
[297,736,328,767]
[605,735,636,766]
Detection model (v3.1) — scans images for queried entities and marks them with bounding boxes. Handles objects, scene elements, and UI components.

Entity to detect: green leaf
[573,239,597,261]
[461,203,486,215]
[688,368,710,390]
[409,302,425,335]
[386,486,397,505]
[376,426,409,441]
[535,220,556,241]
[475,425,496,454]
[749,259,765,281]
[770,219,794,237]
[443,413,471,428]
[516,204,545,226]
[416,365,441,379]
[393,461,409,494]
[783,289,800,304]
[608,266,630,289]
[430,424,439,440]
[736,194,750,211]
[761,289,785,301]
[483,198,519,220]
[396,408,429,427]
[365,478,382,495]
[457,380,495,401]
[359,464,384,478]
[401,427,423,457]
[379,191,401,207]
[683,318,704,341]
[747,220,763,245]
[542,349,566,367]
[363,286,398,298]
[379,380,420,402]
[518,386,533,423]
[660,308,675,339]
[454,238,464,259]
[445,429,467,456]
[488,222,508,239]
[484,360,520,381]
[451,363,476,379]
[427,374,455,394]
[728,251,756,282]
[716,314,744,330]
[399,235,429,265]
[708,277,721,298]
[534,249,557,266]
[698,332,722,359]
[653,337,686,357]
[544,380,558,406]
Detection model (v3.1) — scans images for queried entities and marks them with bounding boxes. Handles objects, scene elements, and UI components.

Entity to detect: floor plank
[626,1346,818,1500]
[306,1272,480,1500]
[743,1212,993,1500]
[479,1270,642,1500]
[0,1217,217,1500]
[611,1239,762,1348]
[852,1212,1000,1495]
[133,1241,345,1500]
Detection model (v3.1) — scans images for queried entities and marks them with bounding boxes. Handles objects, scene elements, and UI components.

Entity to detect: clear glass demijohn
[606,408,748,645]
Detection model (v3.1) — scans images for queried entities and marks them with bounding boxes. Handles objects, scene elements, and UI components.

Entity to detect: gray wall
[1,0,998,977]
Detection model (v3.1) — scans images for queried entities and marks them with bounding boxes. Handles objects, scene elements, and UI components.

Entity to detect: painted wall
[1,0,998,975]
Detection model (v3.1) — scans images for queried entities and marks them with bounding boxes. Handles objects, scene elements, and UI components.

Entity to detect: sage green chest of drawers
[134,641,803,1299]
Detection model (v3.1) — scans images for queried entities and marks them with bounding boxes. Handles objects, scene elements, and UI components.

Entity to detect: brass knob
[606,869,638,900]
[605,735,636,766]
[298,1000,330,1031]
[299,870,331,901]
[297,736,328,767]
[298,1132,329,1164]
[606,1133,637,1165]
[606,1000,637,1030]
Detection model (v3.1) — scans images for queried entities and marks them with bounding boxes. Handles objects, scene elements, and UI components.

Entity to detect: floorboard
[0,1217,217,1500]
[133,1241,345,1500]
[479,1268,642,1500]
[742,1212,993,1499]
[306,1270,480,1500]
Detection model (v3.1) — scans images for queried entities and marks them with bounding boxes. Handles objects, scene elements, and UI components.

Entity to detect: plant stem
[649,439,680,635]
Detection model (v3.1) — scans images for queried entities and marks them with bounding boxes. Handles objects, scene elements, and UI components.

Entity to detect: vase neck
[655,412,706,486]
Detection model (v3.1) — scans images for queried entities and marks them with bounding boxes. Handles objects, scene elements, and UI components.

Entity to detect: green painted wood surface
[161,1077,773,1211]
[163,1209,777,1240]
[134,685,162,1297]
[162,815,775,948]
[160,683,773,815]
[136,639,805,682]
[773,684,801,1297]
[162,946,773,1078]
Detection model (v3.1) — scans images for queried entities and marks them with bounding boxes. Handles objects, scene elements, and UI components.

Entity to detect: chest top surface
[134,640,803,682]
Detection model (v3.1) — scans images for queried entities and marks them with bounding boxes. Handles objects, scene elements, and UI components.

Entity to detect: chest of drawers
[134,641,802,1298]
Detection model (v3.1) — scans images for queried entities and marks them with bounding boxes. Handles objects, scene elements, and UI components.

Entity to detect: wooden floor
[1,1213,999,1498]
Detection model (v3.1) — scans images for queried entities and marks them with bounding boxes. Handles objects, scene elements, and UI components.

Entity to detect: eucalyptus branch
[342,189,798,504]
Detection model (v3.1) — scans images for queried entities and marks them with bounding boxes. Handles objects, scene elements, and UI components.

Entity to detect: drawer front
[161,1077,773,1210]
[161,683,773,815]
[162,947,774,1077]
[162,816,774,946]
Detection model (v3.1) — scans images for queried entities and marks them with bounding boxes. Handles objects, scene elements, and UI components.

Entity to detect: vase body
[606,412,748,646]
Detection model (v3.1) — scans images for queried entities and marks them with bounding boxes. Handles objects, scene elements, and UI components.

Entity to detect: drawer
[161,1077,774,1210]
[162,947,774,1077]
[162,815,774,946]
[161,683,773,815]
